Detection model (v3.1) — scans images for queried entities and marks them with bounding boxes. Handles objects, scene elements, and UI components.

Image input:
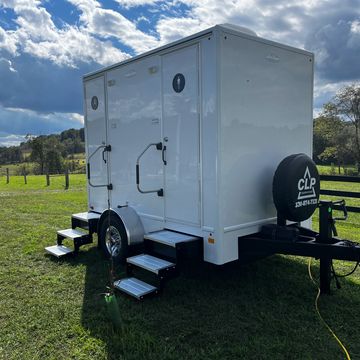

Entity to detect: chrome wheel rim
[105,225,122,257]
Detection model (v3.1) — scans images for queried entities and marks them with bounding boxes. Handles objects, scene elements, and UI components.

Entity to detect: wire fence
[0,167,75,188]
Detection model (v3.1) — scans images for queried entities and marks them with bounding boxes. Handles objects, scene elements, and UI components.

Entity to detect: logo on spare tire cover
[294,166,319,209]
[297,167,317,202]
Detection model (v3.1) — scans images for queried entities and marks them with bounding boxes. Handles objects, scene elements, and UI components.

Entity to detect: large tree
[313,115,344,160]
[29,136,46,174]
[29,136,64,174]
[323,84,360,170]
[313,116,355,172]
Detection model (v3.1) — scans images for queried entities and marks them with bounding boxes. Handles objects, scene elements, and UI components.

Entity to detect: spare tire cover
[273,153,320,222]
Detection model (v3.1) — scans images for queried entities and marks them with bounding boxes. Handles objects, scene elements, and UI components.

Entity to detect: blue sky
[0,0,359,146]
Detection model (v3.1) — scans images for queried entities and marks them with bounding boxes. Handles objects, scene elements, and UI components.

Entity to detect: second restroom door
[162,44,200,226]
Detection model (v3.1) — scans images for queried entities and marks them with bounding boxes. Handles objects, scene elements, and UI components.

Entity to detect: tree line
[0,128,85,174]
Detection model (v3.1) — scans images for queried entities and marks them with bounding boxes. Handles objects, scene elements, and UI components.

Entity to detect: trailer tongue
[238,153,360,295]
[239,200,360,294]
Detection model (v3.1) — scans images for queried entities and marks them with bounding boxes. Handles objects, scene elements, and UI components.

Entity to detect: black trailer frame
[239,175,360,295]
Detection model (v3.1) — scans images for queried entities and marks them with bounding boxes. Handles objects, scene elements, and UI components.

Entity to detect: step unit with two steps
[45,211,100,258]
[45,213,202,300]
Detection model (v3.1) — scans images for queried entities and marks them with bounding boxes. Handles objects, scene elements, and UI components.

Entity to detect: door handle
[102,145,111,163]
[162,145,167,165]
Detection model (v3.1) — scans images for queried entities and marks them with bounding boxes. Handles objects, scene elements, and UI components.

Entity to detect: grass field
[317,164,359,176]
[0,173,359,360]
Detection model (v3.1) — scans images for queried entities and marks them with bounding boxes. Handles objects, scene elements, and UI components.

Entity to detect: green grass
[317,164,359,176]
[0,174,360,359]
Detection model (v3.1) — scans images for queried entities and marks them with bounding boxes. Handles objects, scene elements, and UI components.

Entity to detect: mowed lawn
[0,174,359,360]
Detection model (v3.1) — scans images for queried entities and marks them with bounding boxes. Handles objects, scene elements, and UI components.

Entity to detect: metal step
[45,245,73,257]
[145,230,200,248]
[72,212,100,222]
[127,254,175,274]
[114,277,158,300]
[57,228,87,239]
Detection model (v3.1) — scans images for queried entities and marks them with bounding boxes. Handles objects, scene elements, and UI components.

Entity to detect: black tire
[273,153,320,222]
[99,213,128,263]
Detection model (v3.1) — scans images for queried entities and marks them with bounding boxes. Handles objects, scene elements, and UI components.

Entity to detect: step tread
[114,277,157,299]
[45,245,73,257]
[57,228,88,239]
[72,212,100,222]
[127,254,175,274]
[144,230,200,248]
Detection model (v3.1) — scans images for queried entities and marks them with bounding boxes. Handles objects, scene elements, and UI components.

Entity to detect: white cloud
[0,133,26,147]
[136,15,150,24]
[69,112,84,124]
[0,27,18,55]
[0,0,129,66]
[66,0,160,54]
[348,19,360,49]
[89,7,159,53]
[1,0,41,9]
[14,4,58,41]
[350,19,360,34]
[152,0,273,46]
[0,57,17,72]
[22,26,128,67]
[65,0,101,22]
[156,17,203,44]
[114,0,160,8]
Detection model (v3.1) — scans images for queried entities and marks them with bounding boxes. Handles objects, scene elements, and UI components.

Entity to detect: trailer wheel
[273,153,320,222]
[99,213,128,262]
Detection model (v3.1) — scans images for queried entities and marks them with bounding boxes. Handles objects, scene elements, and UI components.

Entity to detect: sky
[0,0,359,147]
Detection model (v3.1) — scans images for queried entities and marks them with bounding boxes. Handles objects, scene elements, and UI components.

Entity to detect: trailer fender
[98,207,144,246]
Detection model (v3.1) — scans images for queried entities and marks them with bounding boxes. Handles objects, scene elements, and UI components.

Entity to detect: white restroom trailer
[83,24,314,267]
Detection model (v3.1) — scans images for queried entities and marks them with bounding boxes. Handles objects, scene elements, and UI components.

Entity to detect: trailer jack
[239,200,360,294]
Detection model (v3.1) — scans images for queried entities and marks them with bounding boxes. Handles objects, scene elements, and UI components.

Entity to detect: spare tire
[273,153,320,222]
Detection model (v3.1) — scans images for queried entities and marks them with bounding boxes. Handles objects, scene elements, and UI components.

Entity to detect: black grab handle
[87,163,90,180]
[136,141,163,196]
[333,199,348,221]
[136,164,140,185]
[162,145,167,165]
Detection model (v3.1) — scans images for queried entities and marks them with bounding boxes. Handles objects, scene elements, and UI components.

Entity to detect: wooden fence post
[65,170,69,190]
[46,173,50,186]
[6,168,9,184]
[23,171,27,185]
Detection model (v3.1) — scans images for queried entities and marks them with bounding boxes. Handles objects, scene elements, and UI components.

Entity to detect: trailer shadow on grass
[76,247,360,360]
